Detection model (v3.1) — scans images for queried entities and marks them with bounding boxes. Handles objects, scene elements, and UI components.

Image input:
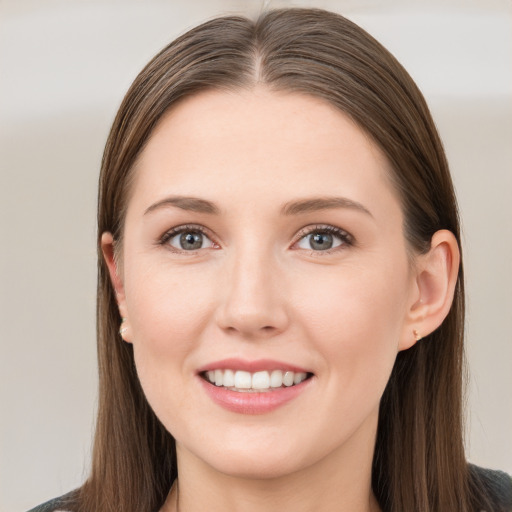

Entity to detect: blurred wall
[1,1,510,510]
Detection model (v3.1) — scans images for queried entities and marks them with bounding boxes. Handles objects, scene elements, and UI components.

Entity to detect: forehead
[129,87,399,219]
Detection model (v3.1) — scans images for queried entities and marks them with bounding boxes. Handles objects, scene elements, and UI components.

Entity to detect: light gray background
[1,1,511,510]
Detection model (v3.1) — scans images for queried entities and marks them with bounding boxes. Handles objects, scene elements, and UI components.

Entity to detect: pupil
[180,232,203,250]
[311,232,333,250]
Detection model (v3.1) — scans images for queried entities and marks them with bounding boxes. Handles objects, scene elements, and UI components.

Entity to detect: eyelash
[158,224,354,254]
[292,225,354,255]
[159,224,216,253]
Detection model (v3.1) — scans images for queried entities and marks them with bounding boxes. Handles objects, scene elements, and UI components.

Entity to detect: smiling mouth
[201,369,313,392]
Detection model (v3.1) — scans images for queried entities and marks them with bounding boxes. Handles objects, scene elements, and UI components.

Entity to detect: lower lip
[198,376,312,414]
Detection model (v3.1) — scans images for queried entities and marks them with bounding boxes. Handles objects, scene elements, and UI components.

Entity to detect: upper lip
[197,358,311,374]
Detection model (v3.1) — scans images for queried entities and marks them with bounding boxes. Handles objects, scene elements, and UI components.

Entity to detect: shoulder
[26,490,77,512]
[470,464,512,511]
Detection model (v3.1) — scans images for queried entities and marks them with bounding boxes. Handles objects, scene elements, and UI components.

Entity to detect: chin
[181,428,334,482]
[207,451,304,481]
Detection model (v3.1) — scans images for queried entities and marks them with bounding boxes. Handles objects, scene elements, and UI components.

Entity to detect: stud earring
[413,329,422,341]
[119,318,128,337]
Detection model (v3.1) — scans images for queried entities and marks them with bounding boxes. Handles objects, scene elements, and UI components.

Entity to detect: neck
[165,470,380,512]
[161,414,381,512]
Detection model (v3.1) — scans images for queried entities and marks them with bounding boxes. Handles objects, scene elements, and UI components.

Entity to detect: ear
[101,232,133,343]
[399,229,460,351]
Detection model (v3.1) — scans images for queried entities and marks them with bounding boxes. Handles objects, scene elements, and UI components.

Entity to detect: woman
[29,7,511,512]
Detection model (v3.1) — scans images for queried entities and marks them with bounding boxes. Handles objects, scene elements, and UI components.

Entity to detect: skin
[102,87,459,512]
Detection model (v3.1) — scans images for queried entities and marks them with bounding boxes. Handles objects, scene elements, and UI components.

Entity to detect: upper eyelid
[293,224,352,241]
[159,224,217,247]
[162,224,213,237]
[291,225,354,254]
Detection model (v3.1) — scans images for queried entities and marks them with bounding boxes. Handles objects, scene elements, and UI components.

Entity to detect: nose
[215,247,289,339]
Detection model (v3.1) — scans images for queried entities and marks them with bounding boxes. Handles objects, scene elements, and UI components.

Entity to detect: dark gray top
[27,465,512,511]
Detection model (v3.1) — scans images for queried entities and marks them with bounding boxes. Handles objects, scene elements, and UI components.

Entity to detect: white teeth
[234,370,252,389]
[223,369,235,387]
[283,371,294,387]
[270,370,283,388]
[252,371,270,390]
[294,372,307,385]
[204,369,309,391]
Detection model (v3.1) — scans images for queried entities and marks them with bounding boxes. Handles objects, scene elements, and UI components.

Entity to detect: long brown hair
[73,8,496,512]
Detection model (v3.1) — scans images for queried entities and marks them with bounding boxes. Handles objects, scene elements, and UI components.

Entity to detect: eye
[295,226,352,252]
[161,226,216,252]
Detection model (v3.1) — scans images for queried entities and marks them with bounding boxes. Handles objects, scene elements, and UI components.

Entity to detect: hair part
[76,8,499,512]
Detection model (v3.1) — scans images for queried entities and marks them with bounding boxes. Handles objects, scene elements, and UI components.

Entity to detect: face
[107,88,421,479]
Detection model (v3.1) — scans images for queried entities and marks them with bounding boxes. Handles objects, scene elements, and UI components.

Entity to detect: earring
[119,318,128,337]
[413,329,422,341]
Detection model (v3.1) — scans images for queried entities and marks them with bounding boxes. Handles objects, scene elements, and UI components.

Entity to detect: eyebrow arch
[281,196,373,217]
[144,196,220,215]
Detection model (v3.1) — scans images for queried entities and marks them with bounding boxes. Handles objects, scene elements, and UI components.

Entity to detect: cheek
[296,259,409,393]
[125,261,217,355]
[124,263,215,425]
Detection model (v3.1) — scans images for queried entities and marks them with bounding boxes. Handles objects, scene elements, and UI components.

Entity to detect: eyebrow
[144,195,372,217]
[144,196,220,215]
[280,196,373,217]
